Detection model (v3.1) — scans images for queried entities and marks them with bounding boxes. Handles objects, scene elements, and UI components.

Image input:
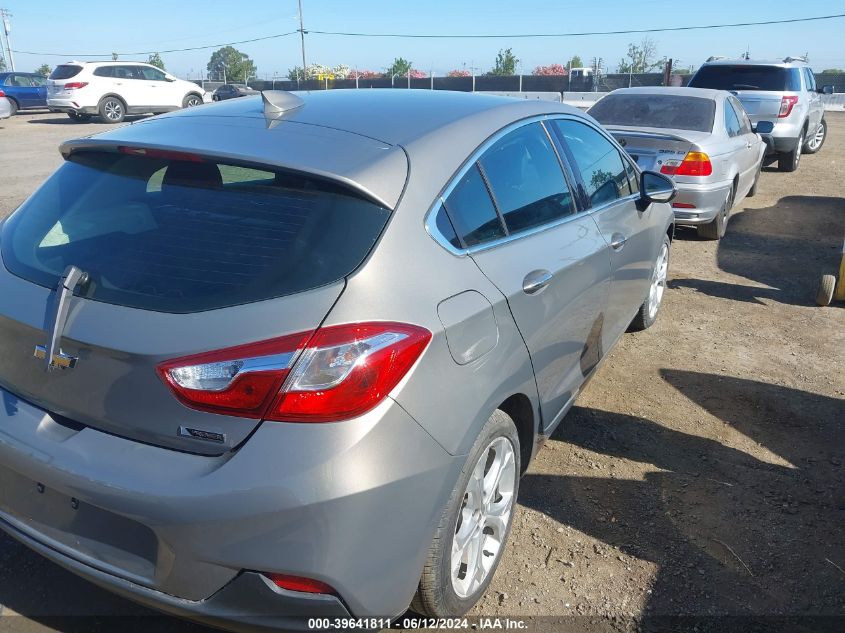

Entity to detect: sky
[2,0,844,79]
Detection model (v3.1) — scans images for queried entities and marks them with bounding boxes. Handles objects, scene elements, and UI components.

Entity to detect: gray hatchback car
[0,90,675,629]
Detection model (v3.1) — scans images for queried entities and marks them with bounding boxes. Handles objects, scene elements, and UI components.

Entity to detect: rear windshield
[688,65,802,92]
[49,65,83,80]
[589,94,715,132]
[1,152,391,313]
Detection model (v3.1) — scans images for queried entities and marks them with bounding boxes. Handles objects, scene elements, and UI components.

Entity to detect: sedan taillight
[0,90,5,98]
[660,151,713,177]
[778,95,799,118]
[157,322,431,422]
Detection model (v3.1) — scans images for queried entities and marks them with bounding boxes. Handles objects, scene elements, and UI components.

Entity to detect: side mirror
[639,171,676,206]
[820,85,834,95]
[753,120,774,134]
[164,76,176,82]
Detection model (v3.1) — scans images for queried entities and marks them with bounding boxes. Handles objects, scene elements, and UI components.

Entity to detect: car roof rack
[783,56,808,63]
[706,55,731,62]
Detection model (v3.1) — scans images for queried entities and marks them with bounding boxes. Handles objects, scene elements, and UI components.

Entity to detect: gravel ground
[0,110,843,632]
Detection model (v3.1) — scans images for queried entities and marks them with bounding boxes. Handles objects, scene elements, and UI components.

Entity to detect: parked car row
[0,55,834,632]
[586,56,832,240]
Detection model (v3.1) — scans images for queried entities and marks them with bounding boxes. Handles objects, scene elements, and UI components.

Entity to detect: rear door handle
[610,233,628,251]
[522,269,553,295]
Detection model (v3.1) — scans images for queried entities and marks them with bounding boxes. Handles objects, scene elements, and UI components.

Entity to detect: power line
[9,13,845,58]
[11,31,299,58]
[308,13,845,38]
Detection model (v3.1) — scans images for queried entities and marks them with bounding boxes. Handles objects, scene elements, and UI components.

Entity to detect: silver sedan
[0,91,11,119]
[589,86,768,239]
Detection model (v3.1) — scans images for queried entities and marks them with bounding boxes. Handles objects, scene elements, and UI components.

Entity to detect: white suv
[47,61,209,123]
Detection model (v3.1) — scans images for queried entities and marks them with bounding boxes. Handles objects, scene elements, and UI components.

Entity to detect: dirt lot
[0,110,842,632]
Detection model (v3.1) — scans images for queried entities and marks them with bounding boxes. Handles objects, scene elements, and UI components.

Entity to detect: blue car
[0,72,48,115]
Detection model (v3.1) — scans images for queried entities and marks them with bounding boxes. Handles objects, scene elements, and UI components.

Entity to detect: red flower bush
[532,64,568,76]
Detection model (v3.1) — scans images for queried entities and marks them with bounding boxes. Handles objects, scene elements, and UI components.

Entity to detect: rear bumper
[0,386,459,623]
[669,180,732,225]
[46,97,97,115]
[0,98,10,119]
[1,521,350,632]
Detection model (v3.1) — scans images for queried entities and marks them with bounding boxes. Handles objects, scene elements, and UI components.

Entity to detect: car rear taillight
[778,95,799,118]
[265,573,336,595]
[0,90,5,97]
[156,332,314,418]
[63,82,89,90]
[157,322,431,422]
[660,151,712,177]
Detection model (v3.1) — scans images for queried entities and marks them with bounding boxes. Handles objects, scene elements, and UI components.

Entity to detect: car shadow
[675,196,843,306]
[519,372,843,623]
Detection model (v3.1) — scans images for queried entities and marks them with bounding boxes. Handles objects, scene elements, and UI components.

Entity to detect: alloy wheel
[104,99,123,121]
[186,96,201,108]
[647,243,669,320]
[807,123,825,151]
[451,436,517,599]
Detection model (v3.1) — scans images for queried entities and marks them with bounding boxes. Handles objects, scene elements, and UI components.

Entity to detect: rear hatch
[588,92,715,170]
[47,64,84,98]
[688,64,802,123]
[0,146,395,455]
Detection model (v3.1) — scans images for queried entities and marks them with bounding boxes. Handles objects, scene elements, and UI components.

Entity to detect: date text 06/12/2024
[307,618,529,630]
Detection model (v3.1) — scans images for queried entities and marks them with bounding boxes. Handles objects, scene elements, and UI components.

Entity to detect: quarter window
[443,165,505,248]
[724,102,742,137]
[478,122,575,234]
[552,120,631,207]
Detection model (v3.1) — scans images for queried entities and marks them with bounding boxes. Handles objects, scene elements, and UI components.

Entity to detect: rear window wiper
[732,84,761,90]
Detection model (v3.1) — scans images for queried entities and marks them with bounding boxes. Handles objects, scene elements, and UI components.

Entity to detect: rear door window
[1,152,391,313]
[442,165,505,247]
[49,65,83,80]
[729,97,752,134]
[551,120,632,207]
[689,65,802,91]
[140,66,167,81]
[803,68,816,92]
[478,122,575,234]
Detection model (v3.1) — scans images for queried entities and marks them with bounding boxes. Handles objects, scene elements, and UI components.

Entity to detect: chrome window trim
[424,113,591,257]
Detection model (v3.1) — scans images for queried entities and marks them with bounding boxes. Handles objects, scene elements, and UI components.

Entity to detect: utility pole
[297,0,307,82]
[1,8,14,71]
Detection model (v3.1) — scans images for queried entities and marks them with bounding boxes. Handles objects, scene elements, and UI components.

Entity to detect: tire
[629,235,671,332]
[182,93,202,108]
[778,130,804,172]
[803,119,827,154]
[66,112,92,122]
[98,96,126,123]
[816,274,836,307]
[412,410,521,618]
[697,186,733,240]
[747,161,762,197]
[8,98,18,116]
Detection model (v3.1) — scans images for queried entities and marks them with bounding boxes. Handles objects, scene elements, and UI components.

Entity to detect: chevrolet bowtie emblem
[34,265,88,372]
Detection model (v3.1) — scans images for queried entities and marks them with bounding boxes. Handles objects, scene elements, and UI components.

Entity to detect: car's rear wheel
[183,93,202,108]
[629,235,670,331]
[778,130,804,172]
[98,96,126,123]
[412,410,520,617]
[803,119,827,154]
[66,112,92,122]
[697,187,733,240]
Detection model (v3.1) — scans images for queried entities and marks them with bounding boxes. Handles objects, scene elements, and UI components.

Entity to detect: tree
[533,63,568,76]
[567,55,583,69]
[385,57,413,77]
[348,69,383,79]
[447,69,471,77]
[288,64,351,81]
[35,64,52,76]
[617,37,660,74]
[489,48,518,76]
[147,53,165,71]
[207,46,257,83]
[821,68,844,74]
